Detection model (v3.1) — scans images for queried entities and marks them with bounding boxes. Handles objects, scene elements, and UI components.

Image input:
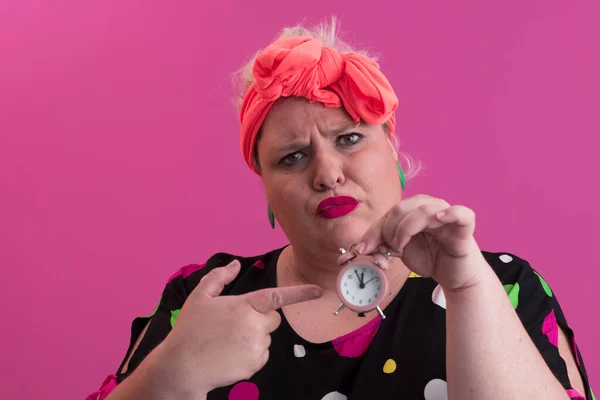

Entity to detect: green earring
[267,204,275,229]
[397,161,406,190]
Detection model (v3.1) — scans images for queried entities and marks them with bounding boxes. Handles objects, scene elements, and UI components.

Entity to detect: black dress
[94,247,594,400]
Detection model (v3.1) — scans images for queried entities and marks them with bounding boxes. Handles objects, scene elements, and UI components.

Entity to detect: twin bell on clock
[334,244,392,319]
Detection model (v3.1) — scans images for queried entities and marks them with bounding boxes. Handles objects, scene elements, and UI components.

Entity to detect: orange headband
[240,36,398,174]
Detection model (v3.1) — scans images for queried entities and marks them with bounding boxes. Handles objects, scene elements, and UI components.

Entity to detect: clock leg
[376,306,386,320]
[334,303,345,316]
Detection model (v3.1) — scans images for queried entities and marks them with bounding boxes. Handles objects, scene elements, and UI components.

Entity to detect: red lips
[317,196,360,219]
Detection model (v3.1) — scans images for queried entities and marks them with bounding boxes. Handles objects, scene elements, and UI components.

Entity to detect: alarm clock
[334,245,390,319]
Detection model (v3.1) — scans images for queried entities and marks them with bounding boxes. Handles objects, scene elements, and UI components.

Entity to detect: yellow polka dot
[383,359,397,373]
[408,271,421,278]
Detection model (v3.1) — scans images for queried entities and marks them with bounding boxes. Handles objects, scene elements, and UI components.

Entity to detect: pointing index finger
[246,285,323,313]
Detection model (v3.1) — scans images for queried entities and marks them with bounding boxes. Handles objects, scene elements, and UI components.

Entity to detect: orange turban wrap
[240,36,398,174]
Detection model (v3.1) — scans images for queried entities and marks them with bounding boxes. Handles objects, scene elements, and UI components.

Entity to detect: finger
[384,201,451,250]
[246,285,323,314]
[257,348,270,371]
[436,205,476,226]
[350,244,393,270]
[357,216,386,256]
[371,245,393,270]
[386,204,447,251]
[263,310,282,333]
[195,260,241,298]
[358,196,438,255]
[435,205,476,238]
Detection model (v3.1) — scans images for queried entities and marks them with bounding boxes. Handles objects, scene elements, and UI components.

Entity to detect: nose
[312,152,345,191]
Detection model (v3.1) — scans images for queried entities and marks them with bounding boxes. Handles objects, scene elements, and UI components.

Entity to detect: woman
[89,21,593,400]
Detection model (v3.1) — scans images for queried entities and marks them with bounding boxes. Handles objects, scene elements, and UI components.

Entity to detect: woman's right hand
[159,259,323,395]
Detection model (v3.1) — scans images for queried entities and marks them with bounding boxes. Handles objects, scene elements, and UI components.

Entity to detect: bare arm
[103,259,321,400]
[558,327,586,395]
[119,321,150,376]
[445,257,578,400]
[105,324,208,400]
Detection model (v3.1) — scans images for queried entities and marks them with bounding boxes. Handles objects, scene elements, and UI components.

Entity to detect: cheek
[265,176,303,210]
[349,150,394,193]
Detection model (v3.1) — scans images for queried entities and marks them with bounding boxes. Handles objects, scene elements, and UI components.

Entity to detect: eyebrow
[329,121,359,136]
[274,121,359,155]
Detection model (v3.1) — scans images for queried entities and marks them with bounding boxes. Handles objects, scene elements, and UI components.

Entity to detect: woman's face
[257,97,402,253]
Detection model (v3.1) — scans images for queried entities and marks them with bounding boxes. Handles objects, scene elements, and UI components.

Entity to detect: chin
[319,219,368,247]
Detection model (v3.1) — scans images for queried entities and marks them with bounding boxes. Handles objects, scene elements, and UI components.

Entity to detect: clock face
[339,263,383,308]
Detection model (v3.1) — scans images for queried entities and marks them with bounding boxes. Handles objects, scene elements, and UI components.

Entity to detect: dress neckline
[263,244,407,349]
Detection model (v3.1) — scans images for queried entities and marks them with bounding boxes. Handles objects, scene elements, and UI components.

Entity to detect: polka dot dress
[113,248,593,400]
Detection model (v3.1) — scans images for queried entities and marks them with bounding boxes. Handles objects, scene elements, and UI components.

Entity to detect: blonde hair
[232,17,423,181]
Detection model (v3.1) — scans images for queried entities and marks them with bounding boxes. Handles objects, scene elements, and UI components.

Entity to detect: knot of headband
[240,36,398,173]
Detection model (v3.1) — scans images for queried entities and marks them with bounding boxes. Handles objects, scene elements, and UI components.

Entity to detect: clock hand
[360,272,366,289]
[354,269,366,289]
[354,269,363,284]
[364,276,378,285]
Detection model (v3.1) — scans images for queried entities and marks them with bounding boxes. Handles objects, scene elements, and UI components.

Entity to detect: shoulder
[481,249,545,286]
[481,249,559,314]
[162,245,286,298]
[481,251,591,397]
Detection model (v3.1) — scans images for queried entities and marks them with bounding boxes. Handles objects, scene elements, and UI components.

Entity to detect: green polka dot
[170,309,181,328]
[503,283,520,309]
[143,296,162,318]
[534,271,553,297]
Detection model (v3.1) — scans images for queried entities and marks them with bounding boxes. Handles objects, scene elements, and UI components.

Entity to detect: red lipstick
[317,196,360,219]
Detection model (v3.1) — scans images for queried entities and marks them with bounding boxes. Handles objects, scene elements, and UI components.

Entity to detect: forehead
[260,97,355,142]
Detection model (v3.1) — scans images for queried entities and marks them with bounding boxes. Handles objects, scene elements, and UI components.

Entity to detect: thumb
[195,260,241,298]
[353,217,395,270]
[358,216,386,256]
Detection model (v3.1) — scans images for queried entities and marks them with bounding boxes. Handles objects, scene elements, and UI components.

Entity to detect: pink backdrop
[1,1,598,398]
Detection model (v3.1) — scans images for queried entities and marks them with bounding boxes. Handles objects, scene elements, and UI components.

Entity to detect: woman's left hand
[354,194,486,291]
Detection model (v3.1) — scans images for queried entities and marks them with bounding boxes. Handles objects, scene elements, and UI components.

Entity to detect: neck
[278,244,340,292]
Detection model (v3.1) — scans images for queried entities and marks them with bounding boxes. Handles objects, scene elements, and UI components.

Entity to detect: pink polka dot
[167,263,206,283]
[85,374,117,400]
[253,260,265,269]
[566,388,585,400]
[229,382,259,400]
[332,316,382,358]
[542,309,558,348]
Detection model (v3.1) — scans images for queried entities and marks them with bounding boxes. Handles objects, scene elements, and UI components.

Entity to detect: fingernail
[313,287,323,297]
[229,259,240,268]
[436,211,446,219]
[356,242,367,254]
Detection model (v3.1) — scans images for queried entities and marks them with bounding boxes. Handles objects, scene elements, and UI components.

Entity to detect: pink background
[1,1,598,398]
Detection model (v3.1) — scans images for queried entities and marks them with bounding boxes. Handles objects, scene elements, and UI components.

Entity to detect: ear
[386,134,399,160]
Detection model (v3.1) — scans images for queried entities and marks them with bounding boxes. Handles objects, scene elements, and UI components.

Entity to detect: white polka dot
[424,378,448,400]
[499,254,513,263]
[321,391,347,400]
[293,344,306,358]
[432,284,446,309]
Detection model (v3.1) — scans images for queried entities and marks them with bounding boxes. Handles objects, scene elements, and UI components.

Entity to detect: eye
[337,132,364,146]
[279,151,305,166]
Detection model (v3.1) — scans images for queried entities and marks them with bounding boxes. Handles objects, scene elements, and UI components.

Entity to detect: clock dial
[339,264,383,307]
